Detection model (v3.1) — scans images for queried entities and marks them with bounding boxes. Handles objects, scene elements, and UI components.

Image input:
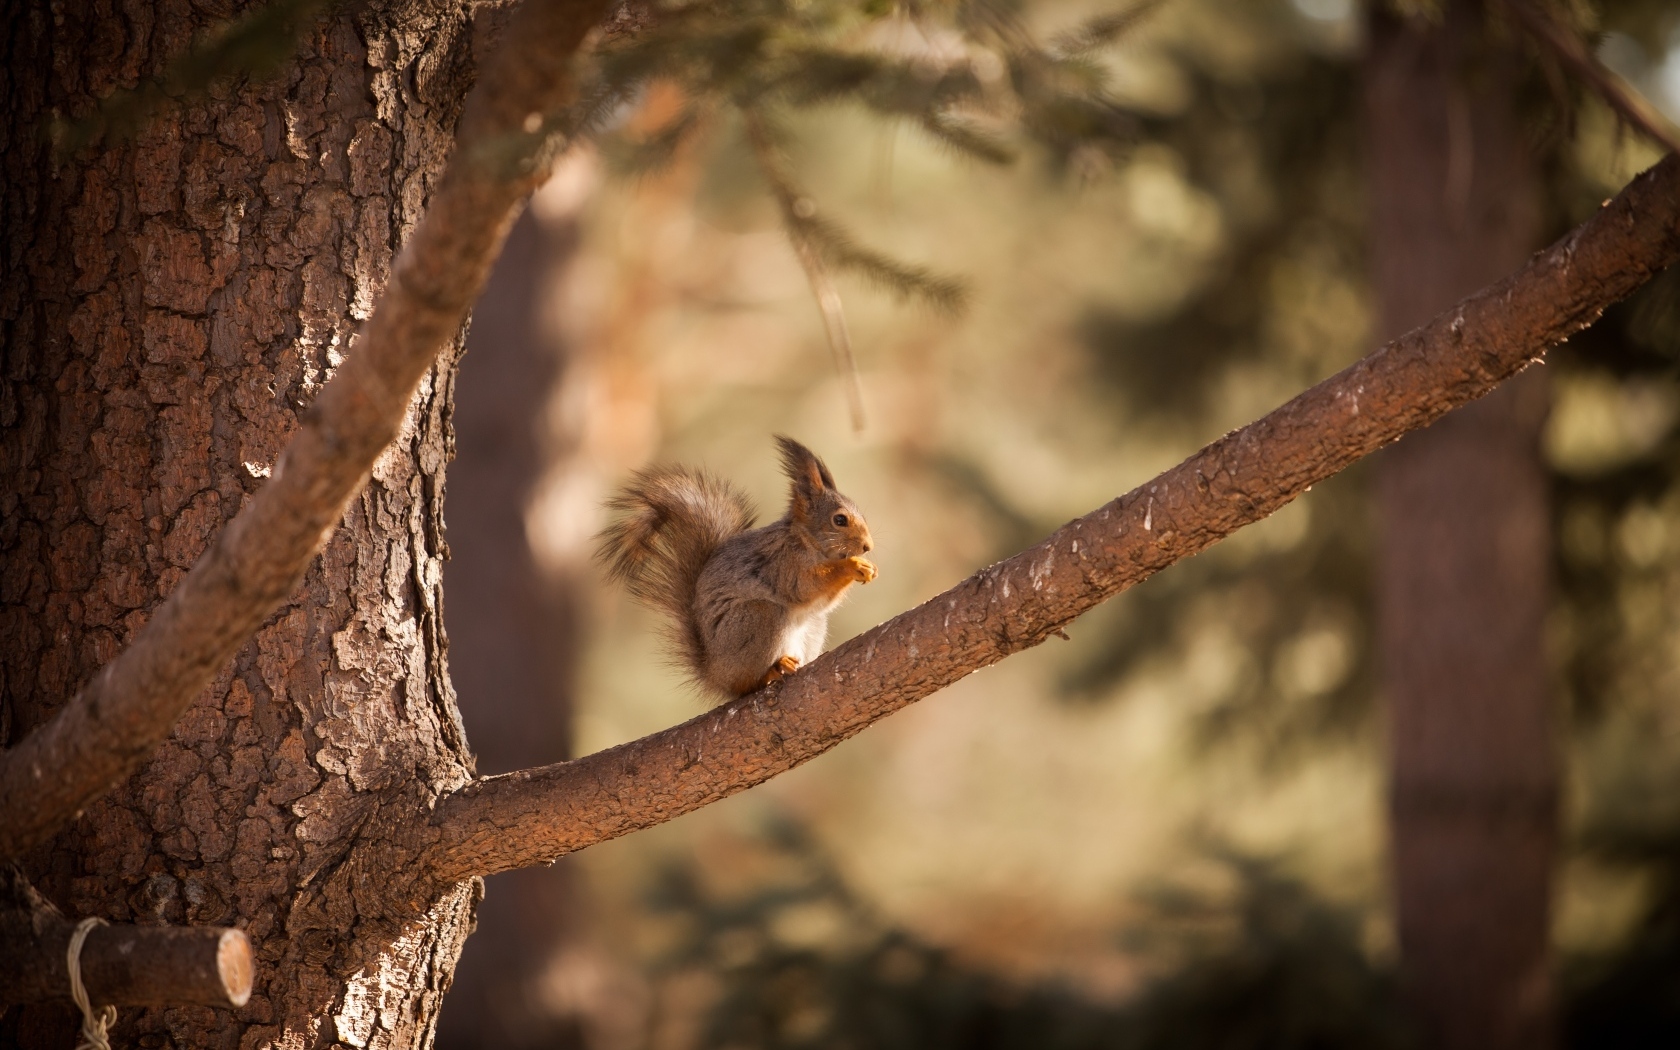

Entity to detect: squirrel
[597,436,877,700]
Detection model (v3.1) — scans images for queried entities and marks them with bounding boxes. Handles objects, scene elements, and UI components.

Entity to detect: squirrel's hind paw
[758,655,801,689]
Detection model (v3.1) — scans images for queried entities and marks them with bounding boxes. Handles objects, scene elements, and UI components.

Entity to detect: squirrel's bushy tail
[597,465,757,675]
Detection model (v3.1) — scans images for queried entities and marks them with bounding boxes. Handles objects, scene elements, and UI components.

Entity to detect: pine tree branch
[744,108,869,431]
[1495,0,1680,156]
[1048,0,1168,60]
[415,154,1680,889]
[0,0,615,861]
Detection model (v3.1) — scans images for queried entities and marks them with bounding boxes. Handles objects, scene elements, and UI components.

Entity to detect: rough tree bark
[1367,8,1558,1048]
[1,1,483,1046]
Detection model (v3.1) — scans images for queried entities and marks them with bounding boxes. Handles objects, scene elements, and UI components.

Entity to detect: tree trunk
[1,2,483,1047]
[1366,7,1559,1049]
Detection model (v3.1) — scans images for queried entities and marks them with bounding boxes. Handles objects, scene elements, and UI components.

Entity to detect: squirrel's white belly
[778,606,831,666]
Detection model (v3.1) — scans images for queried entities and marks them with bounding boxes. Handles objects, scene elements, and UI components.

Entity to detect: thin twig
[1496,0,1680,156]
[744,108,869,432]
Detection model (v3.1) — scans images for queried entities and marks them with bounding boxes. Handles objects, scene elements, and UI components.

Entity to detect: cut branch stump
[0,867,252,1008]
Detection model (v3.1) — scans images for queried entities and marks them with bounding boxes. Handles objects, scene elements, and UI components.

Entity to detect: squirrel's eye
[832,513,849,528]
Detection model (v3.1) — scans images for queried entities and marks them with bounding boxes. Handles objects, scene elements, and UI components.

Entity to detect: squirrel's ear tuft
[776,435,834,520]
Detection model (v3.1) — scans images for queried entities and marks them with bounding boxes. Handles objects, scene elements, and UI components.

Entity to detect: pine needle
[745,109,869,432]
[1492,0,1680,157]
[603,103,707,178]
[1049,0,1170,60]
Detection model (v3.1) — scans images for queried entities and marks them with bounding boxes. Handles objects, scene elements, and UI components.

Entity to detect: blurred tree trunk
[1366,6,1559,1049]
[0,2,483,1046]
[436,170,616,1050]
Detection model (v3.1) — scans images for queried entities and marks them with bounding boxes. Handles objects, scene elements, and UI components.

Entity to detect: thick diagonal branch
[419,154,1680,887]
[0,0,614,860]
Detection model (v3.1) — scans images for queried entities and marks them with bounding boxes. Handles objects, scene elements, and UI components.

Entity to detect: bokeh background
[435,1,1680,1046]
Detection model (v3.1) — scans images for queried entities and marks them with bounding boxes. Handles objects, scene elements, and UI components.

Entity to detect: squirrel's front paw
[845,555,877,583]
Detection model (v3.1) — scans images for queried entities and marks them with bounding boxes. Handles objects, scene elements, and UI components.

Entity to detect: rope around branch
[67,917,115,1050]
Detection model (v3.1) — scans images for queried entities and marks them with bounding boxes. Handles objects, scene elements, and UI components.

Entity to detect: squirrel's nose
[861,539,873,553]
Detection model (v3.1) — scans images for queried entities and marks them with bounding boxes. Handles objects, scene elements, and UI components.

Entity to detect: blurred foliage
[1077,56,1362,421]
[1060,25,1372,757]
[586,0,1151,170]
[569,0,1168,429]
[1565,784,1680,1047]
[1551,270,1680,729]
[599,0,1680,1041]
[578,0,1162,315]
[1059,0,1680,1041]
[1057,0,1680,755]
[646,820,1409,1050]
[1549,260,1680,1048]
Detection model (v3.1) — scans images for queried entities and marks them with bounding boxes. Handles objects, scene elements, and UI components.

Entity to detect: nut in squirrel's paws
[846,555,877,583]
